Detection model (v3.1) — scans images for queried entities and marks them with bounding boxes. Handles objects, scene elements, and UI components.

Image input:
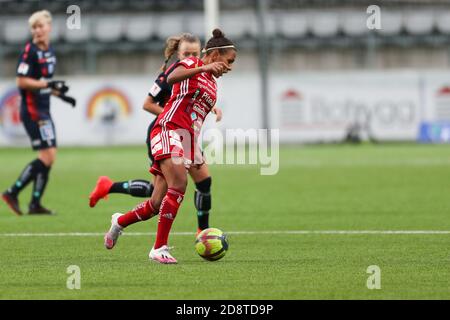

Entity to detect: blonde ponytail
[161,35,182,71]
[161,33,201,71]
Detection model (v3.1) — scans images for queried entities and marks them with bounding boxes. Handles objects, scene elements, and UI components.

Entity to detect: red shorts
[149,124,203,177]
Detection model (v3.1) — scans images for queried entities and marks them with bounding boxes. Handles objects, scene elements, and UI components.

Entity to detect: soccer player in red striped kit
[89,33,223,235]
[103,29,236,264]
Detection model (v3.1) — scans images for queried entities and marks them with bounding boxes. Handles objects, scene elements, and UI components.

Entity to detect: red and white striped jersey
[156,56,217,135]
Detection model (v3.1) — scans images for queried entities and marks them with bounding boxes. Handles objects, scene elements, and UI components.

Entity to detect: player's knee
[46,157,55,166]
[173,182,187,194]
[171,175,187,193]
[39,150,56,167]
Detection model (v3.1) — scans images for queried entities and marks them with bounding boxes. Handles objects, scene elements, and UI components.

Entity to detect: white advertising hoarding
[421,71,450,122]
[270,71,423,142]
[0,71,448,146]
[0,76,158,147]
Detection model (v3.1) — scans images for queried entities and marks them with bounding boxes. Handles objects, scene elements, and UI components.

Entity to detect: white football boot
[104,213,123,249]
[149,245,177,264]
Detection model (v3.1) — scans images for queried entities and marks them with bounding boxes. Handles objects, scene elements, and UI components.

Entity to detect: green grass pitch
[0,144,449,299]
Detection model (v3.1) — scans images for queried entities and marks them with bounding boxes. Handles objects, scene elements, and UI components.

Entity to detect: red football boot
[89,176,113,208]
[2,192,23,216]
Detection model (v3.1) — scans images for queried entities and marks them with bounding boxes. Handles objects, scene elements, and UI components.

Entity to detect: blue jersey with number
[16,41,56,121]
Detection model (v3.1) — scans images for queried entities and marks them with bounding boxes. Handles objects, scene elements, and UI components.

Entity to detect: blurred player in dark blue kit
[2,10,76,215]
[89,33,222,235]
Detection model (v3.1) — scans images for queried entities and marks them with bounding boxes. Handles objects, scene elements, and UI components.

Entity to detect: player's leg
[117,175,166,227]
[28,119,57,214]
[2,119,54,216]
[149,157,187,264]
[188,164,212,234]
[27,147,56,214]
[89,176,154,207]
[110,180,154,197]
[91,122,156,207]
[2,157,46,216]
[103,175,166,249]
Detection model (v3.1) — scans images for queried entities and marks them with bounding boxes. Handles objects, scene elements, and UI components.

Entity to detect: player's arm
[16,45,72,99]
[16,77,69,95]
[16,77,47,90]
[212,106,223,122]
[167,62,230,85]
[144,77,167,115]
[143,95,163,116]
[16,45,45,90]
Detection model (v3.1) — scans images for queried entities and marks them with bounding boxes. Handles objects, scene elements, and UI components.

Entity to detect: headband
[202,45,236,53]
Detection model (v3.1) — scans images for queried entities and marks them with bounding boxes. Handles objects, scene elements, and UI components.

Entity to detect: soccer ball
[195,228,229,261]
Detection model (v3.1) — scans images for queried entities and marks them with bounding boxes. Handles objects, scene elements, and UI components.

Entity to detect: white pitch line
[0,230,449,237]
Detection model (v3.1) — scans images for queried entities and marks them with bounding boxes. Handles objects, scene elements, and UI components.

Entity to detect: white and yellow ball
[195,228,229,261]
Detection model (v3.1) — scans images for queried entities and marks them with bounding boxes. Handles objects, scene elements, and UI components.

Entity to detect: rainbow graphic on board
[0,88,26,138]
[86,87,132,121]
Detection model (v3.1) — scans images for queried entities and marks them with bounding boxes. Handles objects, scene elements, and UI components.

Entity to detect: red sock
[154,188,185,249]
[118,199,157,228]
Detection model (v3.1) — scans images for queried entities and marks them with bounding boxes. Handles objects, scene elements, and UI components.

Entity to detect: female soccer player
[89,33,222,234]
[103,29,236,264]
[1,10,75,215]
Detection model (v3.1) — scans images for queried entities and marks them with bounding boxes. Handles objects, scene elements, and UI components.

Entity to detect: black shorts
[146,119,157,164]
[23,118,57,151]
